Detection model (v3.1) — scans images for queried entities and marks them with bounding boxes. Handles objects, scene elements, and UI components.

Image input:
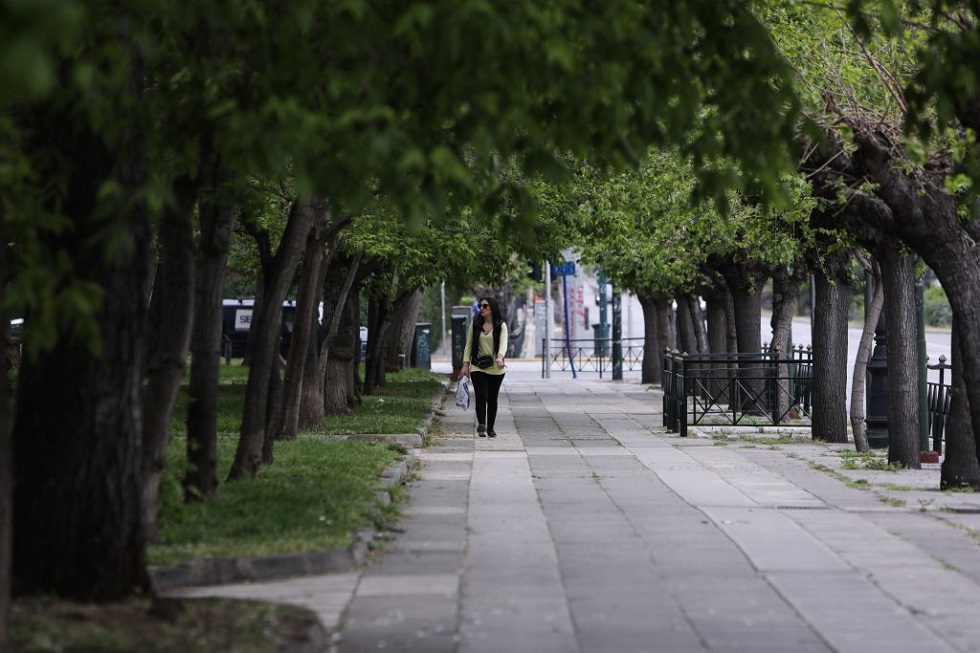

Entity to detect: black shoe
[477,423,487,437]
[487,430,497,438]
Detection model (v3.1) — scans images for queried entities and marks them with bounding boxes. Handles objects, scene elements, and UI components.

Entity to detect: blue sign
[551,261,576,277]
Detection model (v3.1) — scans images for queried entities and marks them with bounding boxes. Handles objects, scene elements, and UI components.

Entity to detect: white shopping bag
[454,376,471,410]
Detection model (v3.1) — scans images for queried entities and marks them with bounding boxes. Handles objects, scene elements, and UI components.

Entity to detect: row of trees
[549,2,980,487]
[4,0,980,648]
[0,0,810,647]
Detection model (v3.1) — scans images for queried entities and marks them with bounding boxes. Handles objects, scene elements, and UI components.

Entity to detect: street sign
[551,261,576,277]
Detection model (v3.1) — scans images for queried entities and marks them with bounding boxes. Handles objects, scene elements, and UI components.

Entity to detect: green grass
[839,450,902,471]
[945,484,978,494]
[880,497,907,508]
[151,366,444,567]
[882,483,916,492]
[710,433,814,446]
[319,368,444,435]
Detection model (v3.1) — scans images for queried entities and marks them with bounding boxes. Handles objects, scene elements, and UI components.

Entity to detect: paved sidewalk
[170,362,980,652]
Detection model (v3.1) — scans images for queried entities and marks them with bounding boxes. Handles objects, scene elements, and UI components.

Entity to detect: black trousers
[470,371,505,430]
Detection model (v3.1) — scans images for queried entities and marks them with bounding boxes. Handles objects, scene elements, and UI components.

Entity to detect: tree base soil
[10,595,325,652]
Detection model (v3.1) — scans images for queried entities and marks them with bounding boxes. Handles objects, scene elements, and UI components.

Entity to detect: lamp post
[612,286,623,380]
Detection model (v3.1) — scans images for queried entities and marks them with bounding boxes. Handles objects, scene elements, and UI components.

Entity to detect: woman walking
[461,296,508,437]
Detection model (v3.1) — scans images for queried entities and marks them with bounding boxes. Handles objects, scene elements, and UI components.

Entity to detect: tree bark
[850,257,882,453]
[14,115,151,598]
[364,270,394,395]
[637,290,670,385]
[688,294,709,355]
[702,283,732,402]
[720,263,767,415]
[0,212,11,650]
[228,198,320,480]
[770,264,804,355]
[770,264,805,422]
[674,294,699,355]
[841,125,980,475]
[727,281,763,356]
[391,288,423,369]
[276,210,329,440]
[314,251,363,419]
[704,284,731,356]
[142,174,199,537]
[324,289,360,415]
[878,246,921,468]
[724,289,738,356]
[811,251,851,443]
[364,281,419,395]
[184,177,237,501]
[941,318,980,489]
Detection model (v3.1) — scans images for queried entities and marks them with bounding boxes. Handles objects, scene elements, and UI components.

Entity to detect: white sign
[235,309,253,331]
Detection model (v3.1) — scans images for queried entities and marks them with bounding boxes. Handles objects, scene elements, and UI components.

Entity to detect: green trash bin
[412,323,432,369]
[451,306,470,372]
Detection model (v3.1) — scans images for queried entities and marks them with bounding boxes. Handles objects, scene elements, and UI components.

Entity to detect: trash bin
[412,323,432,369]
[451,306,470,378]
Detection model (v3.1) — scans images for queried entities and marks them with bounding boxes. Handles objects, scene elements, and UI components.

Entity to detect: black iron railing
[541,337,645,378]
[927,355,951,453]
[663,347,814,437]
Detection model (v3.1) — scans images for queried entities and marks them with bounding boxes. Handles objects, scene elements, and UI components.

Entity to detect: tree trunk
[311,251,363,422]
[142,174,199,537]
[728,282,763,355]
[184,186,237,501]
[878,247,921,468]
[811,252,850,443]
[261,366,283,465]
[941,318,980,489]
[688,294,709,355]
[769,264,804,423]
[843,126,980,476]
[724,289,738,356]
[723,269,766,415]
[0,215,12,650]
[637,290,669,385]
[364,277,393,395]
[674,295,699,355]
[702,283,731,402]
[228,198,320,480]
[324,291,359,415]
[276,212,329,440]
[850,258,882,453]
[300,322,324,425]
[14,117,151,598]
[770,264,804,355]
[387,288,422,370]
[704,285,730,356]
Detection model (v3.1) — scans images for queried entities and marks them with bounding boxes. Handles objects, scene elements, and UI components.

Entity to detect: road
[780,315,952,398]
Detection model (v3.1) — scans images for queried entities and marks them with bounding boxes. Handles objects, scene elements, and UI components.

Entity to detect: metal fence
[541,337,645,378]
[663,347,814,437]
[927,355,952,453]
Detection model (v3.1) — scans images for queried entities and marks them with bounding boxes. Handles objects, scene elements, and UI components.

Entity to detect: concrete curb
[150,527,377,591]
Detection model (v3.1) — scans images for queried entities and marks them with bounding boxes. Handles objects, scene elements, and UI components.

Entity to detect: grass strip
[151,367,444,566]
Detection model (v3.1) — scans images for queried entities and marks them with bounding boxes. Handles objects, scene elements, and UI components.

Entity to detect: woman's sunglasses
[479,303,490,309]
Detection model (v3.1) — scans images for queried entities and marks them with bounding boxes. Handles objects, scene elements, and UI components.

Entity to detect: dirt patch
[11,595,325,652]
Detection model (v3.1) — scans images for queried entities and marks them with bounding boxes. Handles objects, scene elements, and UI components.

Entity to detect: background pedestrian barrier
[662,347,814,437]
[927,355,951,453]
[541,337,644,378]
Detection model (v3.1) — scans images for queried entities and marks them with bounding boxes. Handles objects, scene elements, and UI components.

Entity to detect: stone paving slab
[165,363,980,652]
